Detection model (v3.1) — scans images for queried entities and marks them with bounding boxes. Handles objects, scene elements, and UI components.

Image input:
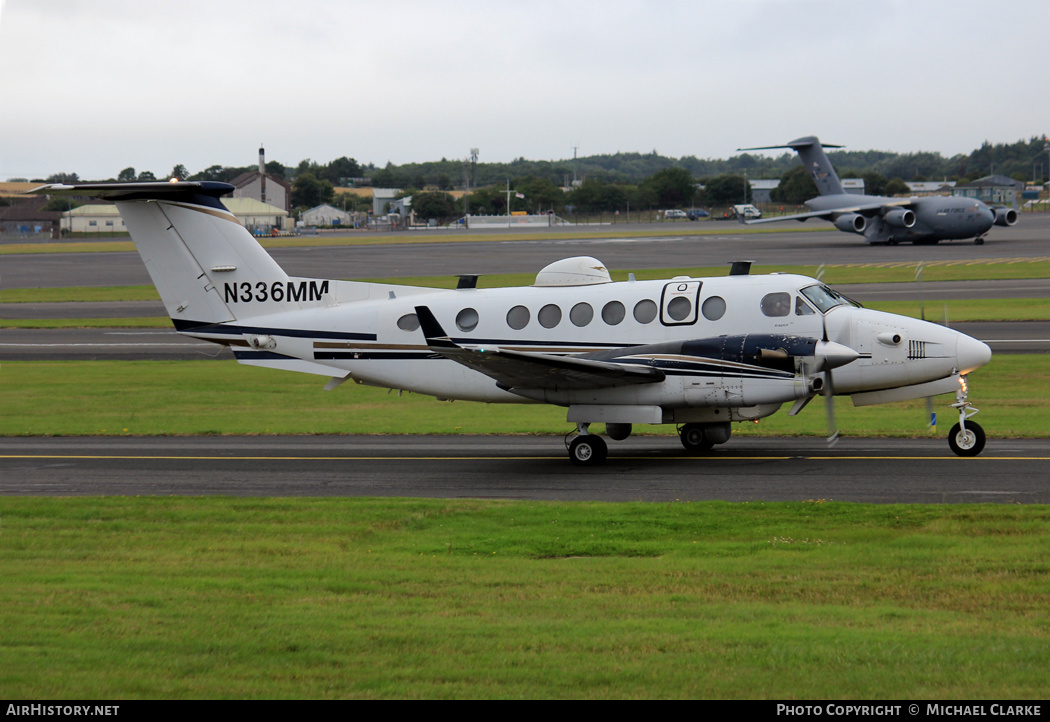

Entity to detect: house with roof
[953,175,1024,206]
[299,203,353,227]
[61,197,289,234]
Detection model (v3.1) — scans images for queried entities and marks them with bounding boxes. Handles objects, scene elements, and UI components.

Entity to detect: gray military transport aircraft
[738,136,1017,245]
[31,181,993,464]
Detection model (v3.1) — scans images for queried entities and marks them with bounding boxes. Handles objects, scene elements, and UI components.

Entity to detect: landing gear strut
[947,375,985,457]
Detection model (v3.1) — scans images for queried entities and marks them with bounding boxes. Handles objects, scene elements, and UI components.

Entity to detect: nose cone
[816,339,861,371]
[956,333,992,374]
[978,205,995,233]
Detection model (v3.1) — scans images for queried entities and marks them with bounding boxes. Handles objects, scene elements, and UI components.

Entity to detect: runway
[5,214,1049,289]
[3,435,1049,503]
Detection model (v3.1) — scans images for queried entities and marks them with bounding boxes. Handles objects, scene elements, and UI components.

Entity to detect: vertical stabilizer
[738,136,846,197]
[785,136,844,197]
[28,182,323,326]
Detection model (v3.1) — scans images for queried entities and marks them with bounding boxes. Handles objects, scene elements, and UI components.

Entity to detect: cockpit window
[795,297,816,316]
[800,284,849,313]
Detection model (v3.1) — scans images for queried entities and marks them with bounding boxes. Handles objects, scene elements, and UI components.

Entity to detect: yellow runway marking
[4,454,1049,462]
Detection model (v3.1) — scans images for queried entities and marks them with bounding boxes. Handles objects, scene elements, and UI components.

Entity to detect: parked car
[687,208,709,220]
[664,209,687,219]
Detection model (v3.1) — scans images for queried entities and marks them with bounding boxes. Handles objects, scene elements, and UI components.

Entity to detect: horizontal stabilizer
[29,181,234,209]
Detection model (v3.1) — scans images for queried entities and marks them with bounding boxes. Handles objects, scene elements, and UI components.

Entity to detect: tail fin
[30,182,325,326]
[738,136,845,196]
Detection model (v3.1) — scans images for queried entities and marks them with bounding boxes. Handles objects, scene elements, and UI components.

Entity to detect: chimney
[258,144,266,205]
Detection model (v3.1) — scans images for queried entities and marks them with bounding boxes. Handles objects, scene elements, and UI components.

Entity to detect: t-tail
[29,182,332,331]
[739,136,845,197]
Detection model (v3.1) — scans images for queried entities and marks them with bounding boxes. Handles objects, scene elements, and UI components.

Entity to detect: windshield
[800,284,851,313]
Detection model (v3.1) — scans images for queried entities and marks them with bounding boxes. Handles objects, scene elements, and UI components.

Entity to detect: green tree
[170,164,188,181]
[323,156,362,185]
[883,178,910,196]
[770,166,817,204]
[640,167,695,208]
[118,167,136,182]
[137,170,156,181]
[411,192,458,222]
[703,174,751,206]
[45,172,79,183]
[291,172,334,208]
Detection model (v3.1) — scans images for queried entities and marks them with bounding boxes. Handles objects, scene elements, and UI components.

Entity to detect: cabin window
[396,313,420,331]
[506,305,530,330]
[570,302,593,327]
[761,292,791,317]
[538,304,562,329]
[633,299,657,324]
[456,308,479,332]
[666,296,692,321]
[795,297,816,316]
[701,296,726,321]
[602,301,626,325]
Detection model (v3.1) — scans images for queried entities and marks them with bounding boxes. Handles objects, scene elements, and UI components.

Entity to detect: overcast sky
[2,0,1047,180]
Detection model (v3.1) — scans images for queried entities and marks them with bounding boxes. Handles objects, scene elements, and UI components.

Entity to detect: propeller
[917,262,946,435]
[822,313,839,447]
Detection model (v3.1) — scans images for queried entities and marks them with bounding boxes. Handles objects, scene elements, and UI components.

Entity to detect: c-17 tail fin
[29,182,328,327]
[738,136,845,197]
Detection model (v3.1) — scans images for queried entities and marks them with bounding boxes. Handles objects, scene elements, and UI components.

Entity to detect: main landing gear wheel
[975,236,985,246]
[679,423,715,453]
[948,422,986,457]
[568,435,608,466]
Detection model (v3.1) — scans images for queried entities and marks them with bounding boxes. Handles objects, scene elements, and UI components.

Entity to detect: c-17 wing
[414,306,665,391]
[742,198,912,225]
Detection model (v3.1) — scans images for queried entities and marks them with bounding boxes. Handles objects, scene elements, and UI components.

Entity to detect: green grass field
[4,248,1048,699]
[2,356,1046,438]
[2,497,1048,699]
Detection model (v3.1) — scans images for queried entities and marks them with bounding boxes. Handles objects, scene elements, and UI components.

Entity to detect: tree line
[18,136,1047,215]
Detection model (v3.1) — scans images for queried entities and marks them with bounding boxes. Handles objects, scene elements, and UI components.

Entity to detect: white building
[300,203,353,227]
[63,197,288,233]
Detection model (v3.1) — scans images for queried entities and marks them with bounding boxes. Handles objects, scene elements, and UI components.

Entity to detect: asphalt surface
[4,435,1049,503]
[5,214,1049,289]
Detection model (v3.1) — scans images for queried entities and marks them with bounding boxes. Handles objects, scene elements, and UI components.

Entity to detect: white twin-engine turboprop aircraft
[32,181,993,464]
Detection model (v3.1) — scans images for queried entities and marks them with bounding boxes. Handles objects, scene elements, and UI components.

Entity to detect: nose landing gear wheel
[568,435,608,466]
[948,421,985,457]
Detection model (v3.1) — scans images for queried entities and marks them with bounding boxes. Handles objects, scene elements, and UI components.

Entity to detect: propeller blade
[821,312,839,446]
[825,368,838,447]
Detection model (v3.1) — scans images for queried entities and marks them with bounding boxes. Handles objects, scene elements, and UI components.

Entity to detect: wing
[742,199,913,225]
[414,306,664,391]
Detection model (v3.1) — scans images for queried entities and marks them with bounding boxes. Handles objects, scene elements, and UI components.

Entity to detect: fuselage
[807,193,995,243]
[188,271,991,419]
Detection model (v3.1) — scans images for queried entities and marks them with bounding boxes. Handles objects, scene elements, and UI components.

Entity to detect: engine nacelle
[834,213,867,234]
[882,208,916,229]
[992,207,1018,227]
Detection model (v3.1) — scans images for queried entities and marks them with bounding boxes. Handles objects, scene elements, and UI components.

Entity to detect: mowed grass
[2,497,1048,699]
[5,261,1050,300]
[2,356,1046,438]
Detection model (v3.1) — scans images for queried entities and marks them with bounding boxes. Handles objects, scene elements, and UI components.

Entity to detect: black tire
[948,422,986,457]
[679,423,714,453]
[975,237,985,246]
[569,435,608,466]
